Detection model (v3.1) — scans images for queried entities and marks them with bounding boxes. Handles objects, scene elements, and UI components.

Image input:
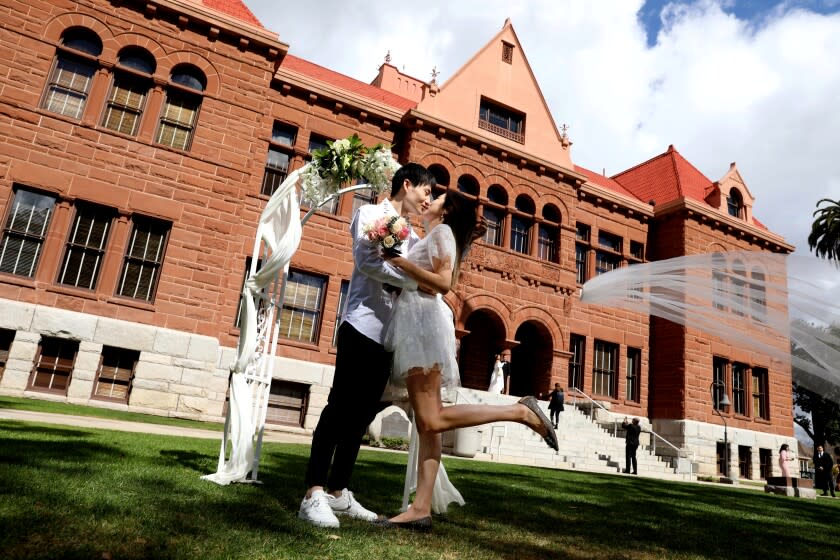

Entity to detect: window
[727,189,744,218]
[568,335,584,390]
[262,122,297,197]
[478,97,525,143]
[732,263,747,317]
[0,328,14,379]
[537,225,557,262]
[456,175,480,197]
[738,446,752,479]
[510,215,530,254]
[575,224,591,284]
[595,252,620,276]
[751,367,769,420]
[626,347,641,402]
[280,270,326,343]
[101,48,155,136]
[0,189,56,277]
[332,280,350,347]
[351,185,378,216]
[117,217,170,301]
[41,28,102,119]
[732,362,747,415]
[598,231,622,253]
[510,195,534,255]
[58,204,113,289]
[712,253,727,311]
[265,379,310,426]
[750,270,766,320]
[93,346,138,402]
[29,337,78,394]
[712,357,727,410]
[156,65,205,150]
[592,340,617,398]
[483,207,503,246]
[630,241,644,261]
[428,165,450,189]
[301,135,338,213]
[502,41,514,64]
[759,448,772,480]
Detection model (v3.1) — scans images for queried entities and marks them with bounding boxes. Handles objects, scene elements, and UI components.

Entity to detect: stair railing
[569,387,693,467]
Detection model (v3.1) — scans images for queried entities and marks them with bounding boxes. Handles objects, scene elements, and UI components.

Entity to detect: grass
[0,395,223,432]
[1,418,836,559]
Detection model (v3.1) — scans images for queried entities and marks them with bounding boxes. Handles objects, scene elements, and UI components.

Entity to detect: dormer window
[478,97,525,143]
[727,189,744,218]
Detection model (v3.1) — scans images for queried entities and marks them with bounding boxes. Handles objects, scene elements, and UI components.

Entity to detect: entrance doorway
[458,310,505,390]
[509,321,553,397]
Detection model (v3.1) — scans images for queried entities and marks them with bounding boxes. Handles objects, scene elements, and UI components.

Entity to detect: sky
[244,0,840,255]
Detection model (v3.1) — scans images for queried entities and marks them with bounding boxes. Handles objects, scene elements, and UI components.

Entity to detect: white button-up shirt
[342,199,419,344]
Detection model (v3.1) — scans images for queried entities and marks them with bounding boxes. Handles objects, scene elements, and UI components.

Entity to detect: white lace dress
[384,224,460,390]
[488,360,505,394]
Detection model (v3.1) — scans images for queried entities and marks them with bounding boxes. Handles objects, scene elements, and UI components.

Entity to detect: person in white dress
[488,354,505,394]
[378,191,558,531]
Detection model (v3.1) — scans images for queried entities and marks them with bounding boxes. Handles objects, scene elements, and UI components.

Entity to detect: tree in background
[808,198,840,262]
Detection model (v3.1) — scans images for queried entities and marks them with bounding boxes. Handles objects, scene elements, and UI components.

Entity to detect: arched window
[731,259,747,316]
[750,269,766,321]
[428,164,449,199]
[101,47,155,136]
[482,185,507,247]
[510,194,534,255]
[712,252,727,311]
[41,27,103,119]
[456,174,480,197]
[156,64,205,150]
[727,189,744,218]
[537,204,561,263]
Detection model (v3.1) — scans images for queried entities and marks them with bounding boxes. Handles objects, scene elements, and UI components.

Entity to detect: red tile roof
[279,54,418,112]
[574,165,640,200]
[611,145,713,206]
[200,0,262,27]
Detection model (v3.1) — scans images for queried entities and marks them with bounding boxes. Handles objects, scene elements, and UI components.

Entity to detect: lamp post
[710,381,733,484]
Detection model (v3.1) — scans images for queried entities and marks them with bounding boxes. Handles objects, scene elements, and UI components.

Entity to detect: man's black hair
[391,162,434,197]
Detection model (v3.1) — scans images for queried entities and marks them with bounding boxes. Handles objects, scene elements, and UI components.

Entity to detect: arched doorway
[458,310,505,390]
[509,321,553,397]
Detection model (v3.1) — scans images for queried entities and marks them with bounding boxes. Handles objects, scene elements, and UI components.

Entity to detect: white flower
[390,217,407,234]
[383,235,396,248]
[334,138,351,152]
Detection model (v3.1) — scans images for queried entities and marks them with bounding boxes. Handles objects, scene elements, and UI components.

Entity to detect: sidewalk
[0,408,314,445]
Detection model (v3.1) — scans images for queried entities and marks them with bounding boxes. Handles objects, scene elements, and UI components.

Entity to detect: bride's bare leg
[389,368,443,522]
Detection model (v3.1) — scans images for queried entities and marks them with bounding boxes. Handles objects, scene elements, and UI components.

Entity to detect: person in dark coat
[622,417,642,475]
[813,445,835,497]
[547,384,564,429]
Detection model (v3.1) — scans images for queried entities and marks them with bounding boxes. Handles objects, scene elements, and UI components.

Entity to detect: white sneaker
[298,490,340,528]
[326,489,378,521]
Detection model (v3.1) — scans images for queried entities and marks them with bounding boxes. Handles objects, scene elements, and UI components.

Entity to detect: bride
[488,354,505,394]
[379,190,558,531]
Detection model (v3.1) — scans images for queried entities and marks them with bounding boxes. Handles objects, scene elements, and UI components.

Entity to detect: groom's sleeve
[351,206,417,289]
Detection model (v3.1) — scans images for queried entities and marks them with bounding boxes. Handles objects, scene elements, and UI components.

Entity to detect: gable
[416,20,572,169]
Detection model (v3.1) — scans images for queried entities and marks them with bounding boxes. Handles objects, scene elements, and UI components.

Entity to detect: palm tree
[808,198,840,261]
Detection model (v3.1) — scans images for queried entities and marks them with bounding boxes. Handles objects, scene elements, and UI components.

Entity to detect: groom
[298,163,434,528]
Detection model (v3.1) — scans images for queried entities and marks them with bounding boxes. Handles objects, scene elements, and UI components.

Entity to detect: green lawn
[0,395,223,431]
[0,419,834,560]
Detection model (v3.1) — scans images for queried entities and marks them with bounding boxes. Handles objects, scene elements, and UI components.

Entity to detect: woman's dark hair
[780,443,789,452]
[441,190,486,287]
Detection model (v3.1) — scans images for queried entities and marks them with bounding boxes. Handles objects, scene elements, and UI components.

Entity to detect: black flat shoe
[518,396,559,451]
[373,516,432,532]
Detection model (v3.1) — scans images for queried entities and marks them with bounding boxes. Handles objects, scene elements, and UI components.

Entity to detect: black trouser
[550,409,560,426]
[625,444,639,474]
[304,322,393,491]
[817,475,835,496]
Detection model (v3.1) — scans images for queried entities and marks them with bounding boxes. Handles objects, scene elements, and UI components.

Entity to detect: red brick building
[0,0,794,478]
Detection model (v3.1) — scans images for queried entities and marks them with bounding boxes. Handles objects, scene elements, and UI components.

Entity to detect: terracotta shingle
[280,54,417,112]
[200,0,262,27]
[612,145,712,206]
[573,165,640,200]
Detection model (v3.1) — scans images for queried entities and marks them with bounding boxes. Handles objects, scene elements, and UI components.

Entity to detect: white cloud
[246,0,840,254]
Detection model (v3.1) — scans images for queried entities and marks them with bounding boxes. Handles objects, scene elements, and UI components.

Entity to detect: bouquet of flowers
[363,214,410,254]
[299,134,401,208]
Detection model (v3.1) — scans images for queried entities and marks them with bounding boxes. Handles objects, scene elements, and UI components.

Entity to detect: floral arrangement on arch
[299,134,401,208]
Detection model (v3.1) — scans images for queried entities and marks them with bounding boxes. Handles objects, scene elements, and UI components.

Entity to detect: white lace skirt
[384,290,460,391]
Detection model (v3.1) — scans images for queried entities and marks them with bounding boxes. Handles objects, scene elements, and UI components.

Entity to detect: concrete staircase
[447,388,695,482]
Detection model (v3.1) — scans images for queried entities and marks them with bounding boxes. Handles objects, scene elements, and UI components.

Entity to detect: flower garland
[299,134,401,208]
